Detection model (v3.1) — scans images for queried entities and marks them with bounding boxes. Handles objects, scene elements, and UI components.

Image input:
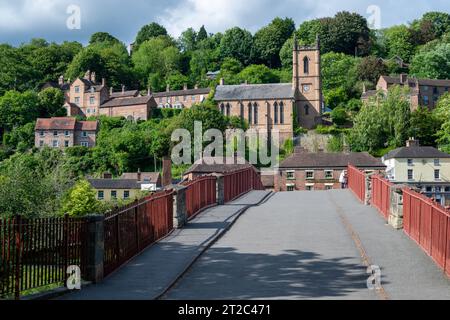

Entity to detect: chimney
[58,75,64,86]
[244,80,249,85]
[166,84,170,92]
[162,157,172,187]
[194,84,199,90]
[400,73,408,84]
[84,70,91,80]
[102,78,106,86]
[121,85,125,94]
[137,168,142,182]
[91,72,96,83]
[406,138,420,148]
[362,83,366,94]
[219,78,224,86]
[147,87,152,96]
[110,87,113,95]
[183,83,188,91]
[103,172,112,179]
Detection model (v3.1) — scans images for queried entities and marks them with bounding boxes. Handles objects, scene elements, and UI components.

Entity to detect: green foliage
[382,25,415,61]
[434,93,450,152]
[237,65,280,84]
[219,27,254,66]
[38,88,66,117]
[89,32,120,45]
[408,107,441,147]
[330,107,349,126]
[410,43,450,79]
[356,56,388,84]
[61,180,101,217]
[327,135,344,152]
[134,22,168,49]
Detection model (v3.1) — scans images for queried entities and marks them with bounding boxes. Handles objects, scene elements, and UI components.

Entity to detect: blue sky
[0,0,449,46]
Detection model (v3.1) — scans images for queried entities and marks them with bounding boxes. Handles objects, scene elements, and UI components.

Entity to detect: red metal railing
[0,215,87,299]
[371,175,393,220]
[403,188,450,277]
[103,190,174,277]
[348,165,366,203]
[223,168,264,203]
[184,176,217,220]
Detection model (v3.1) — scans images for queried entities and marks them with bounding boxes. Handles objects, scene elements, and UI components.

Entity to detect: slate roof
[75,121,99,131]
[153,88,210,98]
[280,152,385,169]
[384,146,450,160]
[101,96,153,108]
[361,90,378,99]
[121,172,161,183]
[35,118,98,131]
[184,157,255,175]
[214,83,294,101]
[88,179,142,190]
[381,76,450,87]
[110,90,140,99]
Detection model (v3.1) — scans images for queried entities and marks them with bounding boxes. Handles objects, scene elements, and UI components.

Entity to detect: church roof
[214,83,294,101]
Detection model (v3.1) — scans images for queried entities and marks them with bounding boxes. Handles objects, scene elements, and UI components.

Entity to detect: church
[214,36,323,144]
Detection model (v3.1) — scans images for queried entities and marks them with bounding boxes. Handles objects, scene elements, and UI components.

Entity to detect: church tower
[292,35,322,129]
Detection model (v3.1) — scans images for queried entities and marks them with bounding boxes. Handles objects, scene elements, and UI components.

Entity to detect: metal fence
[403,188,450,277]
[348,165,366,203]
[184,176,217,220]
[103,190,174,277]
[371,175,393,220]
[223,168,264,203]
[0,215,87,299]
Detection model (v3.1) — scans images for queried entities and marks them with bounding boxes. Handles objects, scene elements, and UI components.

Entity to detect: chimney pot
[183,83,188,91]
[194,84,199,90]
[406,139,420,148]
[219,78,224,86]
[110,87,113,95]
[58,75,64,86]
[122,85,125,94]
[166,84,170,92]
[103,172,112,179]
[102,78,106,86]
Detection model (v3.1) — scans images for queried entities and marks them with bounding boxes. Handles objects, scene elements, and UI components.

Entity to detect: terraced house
[35,117,98,149]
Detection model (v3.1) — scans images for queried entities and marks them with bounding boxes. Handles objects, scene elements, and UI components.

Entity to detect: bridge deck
[163,190,450,300]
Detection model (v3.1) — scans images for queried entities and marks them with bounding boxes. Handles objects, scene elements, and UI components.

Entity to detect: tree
[179,28,198,52]
[166,72,190,90]
[410,43,450,79]
[219,27,254,66]
[135,22,168,49]
[280,37,294,69]
[66,47,107,82]
[382,25,415,61]
[296,19,322,46]
[330,11,371,56]
[252,17,295,67]
[0,91,40,133]
[90,32,120,45]
[197,26,208,42]
[61,180,101,217]
[38,87,66,117]
[356,56,388,84]
[434,93,450,152]
[408,107,441,146]
[219,58,243,84]
[237,65,280,84]
[331,106,349,126]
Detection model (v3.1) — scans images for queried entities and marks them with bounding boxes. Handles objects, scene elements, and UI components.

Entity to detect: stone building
[99,95,156,121]
[153,84,211,109]
[275,149,385,192]
[35,117,98,149]
[362,74,450,110]
[214,37,323,144]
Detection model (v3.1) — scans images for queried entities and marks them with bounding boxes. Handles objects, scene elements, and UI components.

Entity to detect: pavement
[163,190,450,300]
[60,190,271,300]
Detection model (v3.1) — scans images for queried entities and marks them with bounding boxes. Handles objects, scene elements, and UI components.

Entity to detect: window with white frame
[408,169,414,180]
[82,131,88,138]
[407,159,413,166]
[286,171,295,180]
[39,131,45,137]
[434,159,440,166]
[325,170,333,179]
[90,96,95,104]
[74,97,80,104]
[80,142,89,147]
[75,86,80,93]
[98,191,104,200]
[52,140,59,148]
[286,184,295,192]
[435,169,441,180]
[306,171,314,180]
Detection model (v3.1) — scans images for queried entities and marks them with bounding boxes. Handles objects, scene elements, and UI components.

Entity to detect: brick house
[99,95,156,121]
[275,150,385,192]
[362,74,450,110]
[153,84,211,109]
[35,117,98,149]
[214,36,323,144]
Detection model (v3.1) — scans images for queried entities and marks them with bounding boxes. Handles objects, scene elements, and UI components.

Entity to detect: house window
[80,142,89,147]
[274,102,278,124]
[75,97,80,104]
[433,87,438,95]
[407,159,413,166]
[39,140,44,147]
[65,131,70,137]
[159,97,163,103]
[306,185,314,191]
[435,170,441,180]
[306,171,314,180]
[98,191,104,200]
[75,86,80,93]
[191,96,196,102]
[124,191,130,199]
[286,171,295,180]
[423,86,429,91]
[111,191,117,199]
[52,140,59,148]
[303,56,309,74]
[408,169,414,181]
[53,131,58,136]
[287,185,295,192]
[82,131,88,138]
[280,102,284,124]
[64,141,69,148]
[434,159,440,166]
[39,131,45,137]
[183,96,187,102]
[175,96,179,102]
[325,185,333,190]
[253,103,258,125]
[90,96,95,104]
[325,170,333,179]
[423,96,429,105]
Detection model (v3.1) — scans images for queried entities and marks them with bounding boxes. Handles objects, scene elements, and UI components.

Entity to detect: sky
[0,0,449,46]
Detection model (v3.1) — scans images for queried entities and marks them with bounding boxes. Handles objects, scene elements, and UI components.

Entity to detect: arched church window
[248,103,252,125]
[240,103,244,120]
[280,102,285,124]
[253,103,258,125]
[273,102,278,124]
[303,57,309,75]
[220,103,225,114]
[226,103,231,117]
[304,105,309,116]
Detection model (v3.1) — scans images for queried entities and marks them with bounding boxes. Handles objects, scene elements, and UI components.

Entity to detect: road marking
[330,194,390,300]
